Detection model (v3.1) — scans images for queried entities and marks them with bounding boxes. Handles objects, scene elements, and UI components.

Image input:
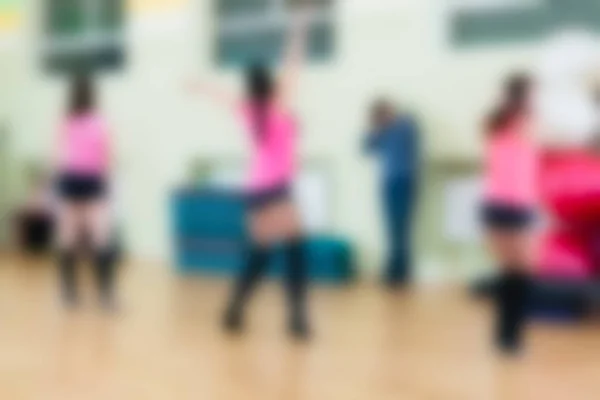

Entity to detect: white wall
[0,0,540,273]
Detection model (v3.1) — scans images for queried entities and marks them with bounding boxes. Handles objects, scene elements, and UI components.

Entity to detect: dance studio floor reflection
[1,256,599,399]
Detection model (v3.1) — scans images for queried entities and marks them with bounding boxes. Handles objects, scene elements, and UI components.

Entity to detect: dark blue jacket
[364,115,421,180]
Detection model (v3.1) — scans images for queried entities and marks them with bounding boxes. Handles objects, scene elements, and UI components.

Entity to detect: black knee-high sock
[94,247,118,305]
[58,249,78,305]
[284,238,309,333]
[226,244,270,317]
[496,269,531,352]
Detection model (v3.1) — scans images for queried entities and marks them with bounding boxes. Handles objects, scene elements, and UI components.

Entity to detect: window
[44,0,125,73]
[451,0,600,46]
[216,0,335,66]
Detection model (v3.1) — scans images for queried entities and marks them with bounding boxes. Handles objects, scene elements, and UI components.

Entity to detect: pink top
[484,122,538,207]
[239,103,298,191]
[59,113,110,175]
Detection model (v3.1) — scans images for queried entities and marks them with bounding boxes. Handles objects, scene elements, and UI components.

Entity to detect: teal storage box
[172,188,356,283]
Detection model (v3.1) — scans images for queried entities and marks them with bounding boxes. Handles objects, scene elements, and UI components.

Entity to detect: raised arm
[276,7,310,106]
[185,78,240,111]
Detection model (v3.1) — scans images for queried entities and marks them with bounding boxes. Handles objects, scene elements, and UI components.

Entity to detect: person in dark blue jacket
[364,99,421,287]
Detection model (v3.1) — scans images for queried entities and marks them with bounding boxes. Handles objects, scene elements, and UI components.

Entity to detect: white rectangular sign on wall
[208,166,331,233]
[443,176,484,244]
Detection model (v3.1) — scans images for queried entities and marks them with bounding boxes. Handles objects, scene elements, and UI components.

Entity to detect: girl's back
[60,113,109,175]
[240,103,297,191]
[484,121,538,206]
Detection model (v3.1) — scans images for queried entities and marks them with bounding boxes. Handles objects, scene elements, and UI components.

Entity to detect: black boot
[495,270,531,355]
[284,238,310,340]
[95,247,118,312]
[58,249,78,308]
[223,244,270,333]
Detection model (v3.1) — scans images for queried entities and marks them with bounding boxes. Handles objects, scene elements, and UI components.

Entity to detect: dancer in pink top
[238,101,298,193]
[54,75,117,311]
[188,13,310,339]
[482,74,538,354]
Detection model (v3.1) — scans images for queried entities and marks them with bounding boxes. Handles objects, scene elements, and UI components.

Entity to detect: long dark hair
[246,63,274,143]
[69,74,95,117]
[486,73,531,136]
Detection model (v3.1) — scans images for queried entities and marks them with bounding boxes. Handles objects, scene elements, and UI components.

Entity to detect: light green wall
[0,1,540,276]
[0,45,18,246]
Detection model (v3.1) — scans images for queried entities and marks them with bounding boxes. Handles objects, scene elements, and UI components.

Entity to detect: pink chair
[538,150,600,279]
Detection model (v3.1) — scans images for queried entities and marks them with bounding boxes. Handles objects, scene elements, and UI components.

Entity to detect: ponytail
[251,99,269,143]
[486,73,531,137]
[246,63,274,144]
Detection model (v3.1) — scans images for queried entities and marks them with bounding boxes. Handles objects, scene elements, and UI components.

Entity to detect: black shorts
[246,183,292,212]
[57,173,107,202]
[481,201,535,231]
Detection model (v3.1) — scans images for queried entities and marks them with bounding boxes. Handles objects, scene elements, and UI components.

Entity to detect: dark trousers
[381,175,417,284]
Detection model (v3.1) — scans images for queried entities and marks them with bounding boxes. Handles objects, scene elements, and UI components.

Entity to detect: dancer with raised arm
[187,11,311,339]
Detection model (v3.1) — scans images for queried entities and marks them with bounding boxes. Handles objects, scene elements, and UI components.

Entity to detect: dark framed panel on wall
[43,0,125,73]
[451,0,600,46]
[215,0,335,66]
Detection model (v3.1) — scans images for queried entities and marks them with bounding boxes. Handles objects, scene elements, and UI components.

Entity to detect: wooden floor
[1,256,600,400]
